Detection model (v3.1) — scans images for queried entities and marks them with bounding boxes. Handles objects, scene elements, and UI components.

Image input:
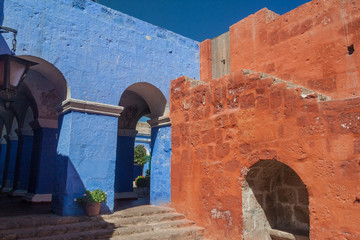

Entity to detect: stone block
[216,143,230,158]
[276,205,293,229]
[297,188,309,205]
[277,188,296,204]
[294,206,309,225]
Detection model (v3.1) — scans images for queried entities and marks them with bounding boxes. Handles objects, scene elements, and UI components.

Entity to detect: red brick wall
[170,70,360,239]
[201,0,360,100]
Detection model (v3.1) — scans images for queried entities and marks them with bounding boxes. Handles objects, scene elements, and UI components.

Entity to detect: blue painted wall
[0,143,7,187]
[3,0,199,105]
[3,140,18,190]
[55,112,117,216]
[150,125,171,206]
[28,128,57,194]
[0,0,11,55]
[13,135,34,190]
[115,136,135,193]
[2,0,200,215]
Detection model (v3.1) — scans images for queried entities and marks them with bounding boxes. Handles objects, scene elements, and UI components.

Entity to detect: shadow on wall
[242,160,309,239]
[53,154,112,216]
[0,2,11,54]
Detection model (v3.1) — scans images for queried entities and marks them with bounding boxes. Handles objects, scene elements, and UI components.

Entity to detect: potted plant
[134,174,150,198]
[75,189,107,216]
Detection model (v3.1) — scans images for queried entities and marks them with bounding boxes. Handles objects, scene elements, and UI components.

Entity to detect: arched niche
[242,160,309,239]
[18,55,69,120]
[118,82,168,129]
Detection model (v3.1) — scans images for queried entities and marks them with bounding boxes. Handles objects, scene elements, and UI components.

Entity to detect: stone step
[106,226,205,240]
[242,69,332,102]
[0,214,90,231]
[0,212,185,239]
[0,205,204,240]
[109,219,195,238]
[107,212,186,226]
[22,228,115,240]
[103,205,176,219]
[0,219,111,239]
[0,205,175,231]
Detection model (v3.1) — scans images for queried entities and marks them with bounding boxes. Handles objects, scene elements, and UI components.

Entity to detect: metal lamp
[0,26,37,95]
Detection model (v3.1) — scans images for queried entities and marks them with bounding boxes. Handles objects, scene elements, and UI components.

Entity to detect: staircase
[0,205,204,240]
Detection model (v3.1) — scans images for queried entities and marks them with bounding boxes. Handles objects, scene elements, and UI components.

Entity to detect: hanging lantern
[0,26,38,94]
[0,54,37,91]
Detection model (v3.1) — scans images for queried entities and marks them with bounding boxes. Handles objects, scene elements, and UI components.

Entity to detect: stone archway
[115,82,169,204]
[0,55,69,204]
[242,160,309,239]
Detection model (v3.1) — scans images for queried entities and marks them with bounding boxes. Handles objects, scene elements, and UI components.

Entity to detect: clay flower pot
[85,202,101,217]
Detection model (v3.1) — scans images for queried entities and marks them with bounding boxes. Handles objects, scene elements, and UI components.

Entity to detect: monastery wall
[201,0,360,100]
[170,70,360,239]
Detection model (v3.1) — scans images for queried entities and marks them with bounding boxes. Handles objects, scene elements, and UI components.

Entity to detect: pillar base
[24,193,52,203]
[1,187,12,193]
[11,189,27,197]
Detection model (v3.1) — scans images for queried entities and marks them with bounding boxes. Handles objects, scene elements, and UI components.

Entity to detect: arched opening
[242,160,309,239]
[0,55,68,216]
[115,82,167,209]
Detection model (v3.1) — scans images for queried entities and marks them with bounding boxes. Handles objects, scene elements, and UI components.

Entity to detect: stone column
[52,99,122,216]
[1,133,18,192]
[0,137,7,188]
[115,129,137,199]
[24,119,58,202]
[148,117,171,206]
[12,128,34,196]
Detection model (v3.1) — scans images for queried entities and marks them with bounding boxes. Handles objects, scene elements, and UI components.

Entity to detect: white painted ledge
[147,116,171,128]
[59,98,124,117]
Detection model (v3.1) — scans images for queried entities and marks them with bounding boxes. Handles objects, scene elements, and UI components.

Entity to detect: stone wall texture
[3,0,199,104]
[170,68,360,239]
[200,0,360,100]
[182,2,360,237]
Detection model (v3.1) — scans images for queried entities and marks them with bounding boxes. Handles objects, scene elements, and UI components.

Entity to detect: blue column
[0,140,7,188]
[115,130,137,193]
[149,123,171,206]
[26,119,58,202]
[12,129,34,195]
[53,111,118,216]
[1,135,18,192]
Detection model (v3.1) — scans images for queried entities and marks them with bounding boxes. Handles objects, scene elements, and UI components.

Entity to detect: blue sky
[97,0,310,41]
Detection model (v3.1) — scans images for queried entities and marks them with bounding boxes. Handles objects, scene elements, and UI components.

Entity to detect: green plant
[134,145,149,167]
[145,169,150,177]
[135,176,150,188]
[75,189,107,203]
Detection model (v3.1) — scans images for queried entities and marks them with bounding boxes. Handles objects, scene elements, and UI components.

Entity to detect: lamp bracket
[0,26,17,55]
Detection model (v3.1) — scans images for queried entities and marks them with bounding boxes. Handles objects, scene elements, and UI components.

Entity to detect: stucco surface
[201,0,360,100]
[150,125,171,206]
[1,0,199,215]
[3,0,199,104]
[170,71,360,239]
[55,111,118,215]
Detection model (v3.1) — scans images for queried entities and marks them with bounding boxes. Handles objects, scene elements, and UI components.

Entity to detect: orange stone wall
[170,71,360,239]
[200,0,360,100]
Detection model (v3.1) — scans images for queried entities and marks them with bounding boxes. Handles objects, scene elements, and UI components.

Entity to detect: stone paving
[0,204,204,240]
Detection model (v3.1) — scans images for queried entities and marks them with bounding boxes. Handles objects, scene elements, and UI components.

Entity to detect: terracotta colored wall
[201,0,360,100]
[170,70,360,239]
